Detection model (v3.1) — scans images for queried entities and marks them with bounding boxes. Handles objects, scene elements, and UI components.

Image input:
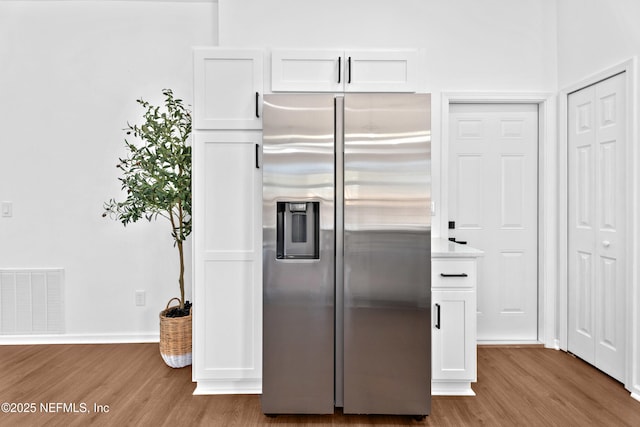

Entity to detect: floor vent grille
[0,269,65,335]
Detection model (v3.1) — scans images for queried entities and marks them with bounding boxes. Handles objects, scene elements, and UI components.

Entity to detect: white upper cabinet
[194,48,264,129]
[345,50,418,92]
[271,49,418,93]
[271,49,344,92]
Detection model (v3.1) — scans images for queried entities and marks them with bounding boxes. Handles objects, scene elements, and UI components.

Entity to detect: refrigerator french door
[262,93,431,416]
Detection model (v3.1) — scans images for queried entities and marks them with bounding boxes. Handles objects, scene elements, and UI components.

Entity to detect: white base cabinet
[431,240,483,396]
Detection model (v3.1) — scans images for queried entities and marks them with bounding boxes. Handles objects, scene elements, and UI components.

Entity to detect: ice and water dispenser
[276,201,320,259]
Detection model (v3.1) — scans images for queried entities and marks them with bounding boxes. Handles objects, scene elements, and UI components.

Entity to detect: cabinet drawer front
[432,259,475,288]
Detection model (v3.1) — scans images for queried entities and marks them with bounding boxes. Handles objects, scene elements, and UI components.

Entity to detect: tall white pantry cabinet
[192,48,264,394]
[192,47,477,396]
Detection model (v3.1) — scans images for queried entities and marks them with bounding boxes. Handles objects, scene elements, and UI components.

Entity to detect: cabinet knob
[602,240,611,248]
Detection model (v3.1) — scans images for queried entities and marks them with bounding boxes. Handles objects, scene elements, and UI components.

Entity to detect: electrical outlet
[1,201,12,218]
[135,290,146,307]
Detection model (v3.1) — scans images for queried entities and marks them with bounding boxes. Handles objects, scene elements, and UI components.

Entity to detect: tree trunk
[177,239,185,310]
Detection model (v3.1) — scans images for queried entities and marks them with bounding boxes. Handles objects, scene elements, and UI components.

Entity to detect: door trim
[558,58,638,393]
[440,92,556,349]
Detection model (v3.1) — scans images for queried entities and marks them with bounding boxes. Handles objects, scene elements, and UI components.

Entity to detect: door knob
[602,240,611,248]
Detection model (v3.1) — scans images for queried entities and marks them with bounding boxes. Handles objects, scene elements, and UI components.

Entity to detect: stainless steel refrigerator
[262,93,431,417]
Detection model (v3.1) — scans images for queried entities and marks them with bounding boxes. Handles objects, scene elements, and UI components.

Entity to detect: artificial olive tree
[103,89,191,312]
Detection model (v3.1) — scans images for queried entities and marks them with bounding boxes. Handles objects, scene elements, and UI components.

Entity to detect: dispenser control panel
[276,201,320,259]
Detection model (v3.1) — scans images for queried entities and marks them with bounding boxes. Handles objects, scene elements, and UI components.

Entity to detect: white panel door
[568,73,626,382]
[449,104,538,342]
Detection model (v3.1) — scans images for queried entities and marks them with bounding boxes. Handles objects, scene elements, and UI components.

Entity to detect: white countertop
[432,238,484,258]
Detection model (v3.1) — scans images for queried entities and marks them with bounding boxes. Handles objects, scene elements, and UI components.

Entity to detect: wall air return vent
[0,269,64,335]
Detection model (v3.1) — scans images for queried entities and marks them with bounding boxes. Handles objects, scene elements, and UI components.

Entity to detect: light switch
[1,202,12,218]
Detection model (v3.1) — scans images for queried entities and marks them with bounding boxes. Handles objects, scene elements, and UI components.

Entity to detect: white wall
[557,0,640,87]
[0,0,217,342]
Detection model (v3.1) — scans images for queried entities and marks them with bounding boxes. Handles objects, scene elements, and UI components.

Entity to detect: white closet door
[449,103,538,342]
[568,73,626,382]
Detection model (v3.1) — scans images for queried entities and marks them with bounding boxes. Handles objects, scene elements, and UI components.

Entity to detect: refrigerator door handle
[334,95,345,407]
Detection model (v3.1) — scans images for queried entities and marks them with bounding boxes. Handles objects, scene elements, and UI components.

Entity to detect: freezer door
[262,94,336,414]
[343,93,432,415]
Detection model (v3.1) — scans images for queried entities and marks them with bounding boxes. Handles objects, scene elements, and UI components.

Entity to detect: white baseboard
[193,379,262,395]
[0,333,159,345]
[477,340,543,346]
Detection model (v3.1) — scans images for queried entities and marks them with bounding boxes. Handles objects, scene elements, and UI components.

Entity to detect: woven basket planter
[159,298,192,368]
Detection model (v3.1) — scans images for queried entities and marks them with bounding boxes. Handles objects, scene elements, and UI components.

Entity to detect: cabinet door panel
[193,131,262,381]
[345,50,417,93]
[432,290,476,381]
[194,48,263,129]
[201,260,258,375]
[271,49,343,92]
[203,141,256,252]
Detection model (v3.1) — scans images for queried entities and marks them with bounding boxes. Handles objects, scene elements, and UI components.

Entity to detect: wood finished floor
[0,344,639,426]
